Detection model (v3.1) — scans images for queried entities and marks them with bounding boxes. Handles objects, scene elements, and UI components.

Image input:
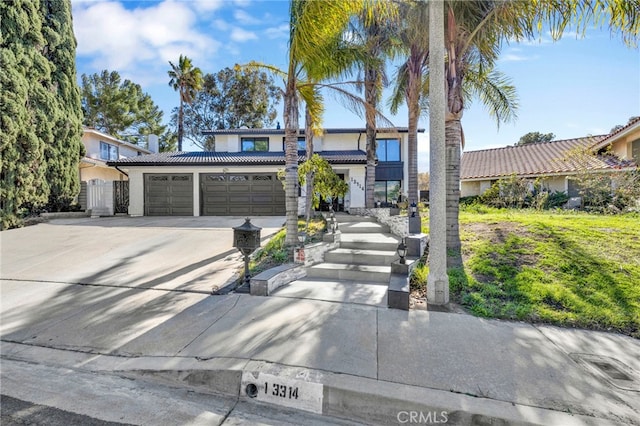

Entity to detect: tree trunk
[284,74,299,247]
[364,65,378,208]
[445,116,462,268]
[177,97,184,151]
[406,52,421,204]
[304,106,314,224]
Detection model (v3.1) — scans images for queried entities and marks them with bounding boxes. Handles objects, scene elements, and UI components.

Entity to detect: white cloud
[234,9,260,25]
[499,53,538,62]
[230,27,258,42]
[265,23,289,39]
[72,0,220,84]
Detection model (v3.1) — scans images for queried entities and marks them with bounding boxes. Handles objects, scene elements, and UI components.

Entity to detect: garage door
[201,173,285,216]
[144,174,193,216]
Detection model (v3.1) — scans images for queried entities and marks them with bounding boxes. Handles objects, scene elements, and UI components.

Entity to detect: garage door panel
[144,174,193,216]
[200,173,284,216]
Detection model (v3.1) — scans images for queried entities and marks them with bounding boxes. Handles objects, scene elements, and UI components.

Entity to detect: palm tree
[267,0,375,246]
[440,0,638,267]
[348,1,400,208]
[389,1,431,206]
[168,55,203,151]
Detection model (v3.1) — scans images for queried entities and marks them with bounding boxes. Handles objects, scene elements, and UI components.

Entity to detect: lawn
[435,206,640,338]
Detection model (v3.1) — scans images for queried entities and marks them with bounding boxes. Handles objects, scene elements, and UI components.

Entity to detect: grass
[249,216,326,275]
[420,206,639,337]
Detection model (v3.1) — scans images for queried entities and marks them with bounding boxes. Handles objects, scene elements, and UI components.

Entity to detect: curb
[1,342,626,426]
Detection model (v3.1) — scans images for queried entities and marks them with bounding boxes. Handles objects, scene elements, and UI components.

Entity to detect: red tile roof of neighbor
[461,135,637,180]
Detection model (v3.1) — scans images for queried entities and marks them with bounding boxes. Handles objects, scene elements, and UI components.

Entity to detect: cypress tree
[1,0,50,228]
[0,0,83,228]
[40,0,83,211]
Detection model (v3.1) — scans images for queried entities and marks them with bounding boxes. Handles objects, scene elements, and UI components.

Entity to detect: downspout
[115,165,129,178]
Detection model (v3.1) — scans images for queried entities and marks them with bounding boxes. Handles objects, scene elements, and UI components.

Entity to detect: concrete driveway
[1,216,285,294]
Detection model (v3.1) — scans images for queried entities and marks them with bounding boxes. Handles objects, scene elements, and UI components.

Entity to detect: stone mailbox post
[233,218,262,286]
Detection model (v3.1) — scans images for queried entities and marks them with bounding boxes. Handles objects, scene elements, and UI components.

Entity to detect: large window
[282,137,306,151]
[100,141,118,161]
[241,137,269,152]
[376,138,400,162]
[374,180,401,205]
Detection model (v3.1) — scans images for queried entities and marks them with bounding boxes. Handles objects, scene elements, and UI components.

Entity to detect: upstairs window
[241,137,269,152]
[100,141,118,161]
[282,137,306,151]
[376,138,400,162]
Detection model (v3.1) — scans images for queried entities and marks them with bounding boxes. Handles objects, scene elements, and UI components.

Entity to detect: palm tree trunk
[445,116,462,267]
[407,52,421,204]
[304,106,314,223]
[284,74,299,247]
[177,97,184,151]
[365,66,377,208]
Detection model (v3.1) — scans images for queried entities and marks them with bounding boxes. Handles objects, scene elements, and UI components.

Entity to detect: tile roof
[591,116,640,151]
[461,135,637,180]
[108,150,367,167]
[202,127,422,135]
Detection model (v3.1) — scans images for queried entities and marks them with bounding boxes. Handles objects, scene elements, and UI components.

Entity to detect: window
[241,137,269,152]
[100,141,118,161]
[376,138,400,162]
[374,180,401,205]
[282,137,306,151]
[632,139,640,162]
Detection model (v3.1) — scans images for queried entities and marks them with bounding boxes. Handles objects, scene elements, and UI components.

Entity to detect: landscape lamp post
[233,218,262,286]
[397,239,407,264]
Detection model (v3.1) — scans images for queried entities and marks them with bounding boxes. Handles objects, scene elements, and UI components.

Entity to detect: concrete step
[333,214,377,223]
[306,263,391,283]
[324,248,398,266]
[338,233,400,251]
[337,222,390,234]
[271,278,388,307]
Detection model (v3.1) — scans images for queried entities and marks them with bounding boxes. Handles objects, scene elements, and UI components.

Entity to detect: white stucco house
[108,127,418,217]
[80,128,155,214]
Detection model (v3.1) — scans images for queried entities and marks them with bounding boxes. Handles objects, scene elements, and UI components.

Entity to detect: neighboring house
[108,128,419,217]
[80,128,155,214]
[460,117,640,197]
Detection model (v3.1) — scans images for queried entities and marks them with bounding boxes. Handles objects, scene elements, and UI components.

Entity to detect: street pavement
[1,217,639,425]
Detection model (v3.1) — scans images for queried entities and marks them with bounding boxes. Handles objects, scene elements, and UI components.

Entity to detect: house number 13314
[265,382,299,399]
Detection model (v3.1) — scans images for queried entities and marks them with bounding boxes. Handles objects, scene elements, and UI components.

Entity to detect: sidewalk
[2,278,639,425]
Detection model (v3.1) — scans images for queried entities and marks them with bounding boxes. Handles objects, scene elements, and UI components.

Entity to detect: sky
[71,0,640,172]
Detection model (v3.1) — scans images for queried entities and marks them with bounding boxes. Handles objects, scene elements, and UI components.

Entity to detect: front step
[337,221,390,234]
[325,248,398,266]
[339,233,400,251]
[306,263,391,283]
[332,214,377,223]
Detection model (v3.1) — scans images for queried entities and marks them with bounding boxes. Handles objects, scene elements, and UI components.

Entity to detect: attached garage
[144,173,194,216]
[109,148,367,217]
[201,173,285,216]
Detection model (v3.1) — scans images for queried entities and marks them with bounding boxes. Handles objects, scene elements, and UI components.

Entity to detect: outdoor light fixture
[392,199,397,208]
[232,218,262,286]
[410,201,417,217]
[376,200,381,208]
[332,217,338,233]
[298,231,306,247]
[397,238,407,264]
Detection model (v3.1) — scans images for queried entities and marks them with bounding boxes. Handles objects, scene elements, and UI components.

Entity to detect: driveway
[0,216,285,294]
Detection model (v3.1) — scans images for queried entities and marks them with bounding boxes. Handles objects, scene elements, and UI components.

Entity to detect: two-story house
[80,128,155,214]
[108,128,417,217]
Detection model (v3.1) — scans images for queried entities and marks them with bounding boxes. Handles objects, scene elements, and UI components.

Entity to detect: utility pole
[427,0,449,305]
